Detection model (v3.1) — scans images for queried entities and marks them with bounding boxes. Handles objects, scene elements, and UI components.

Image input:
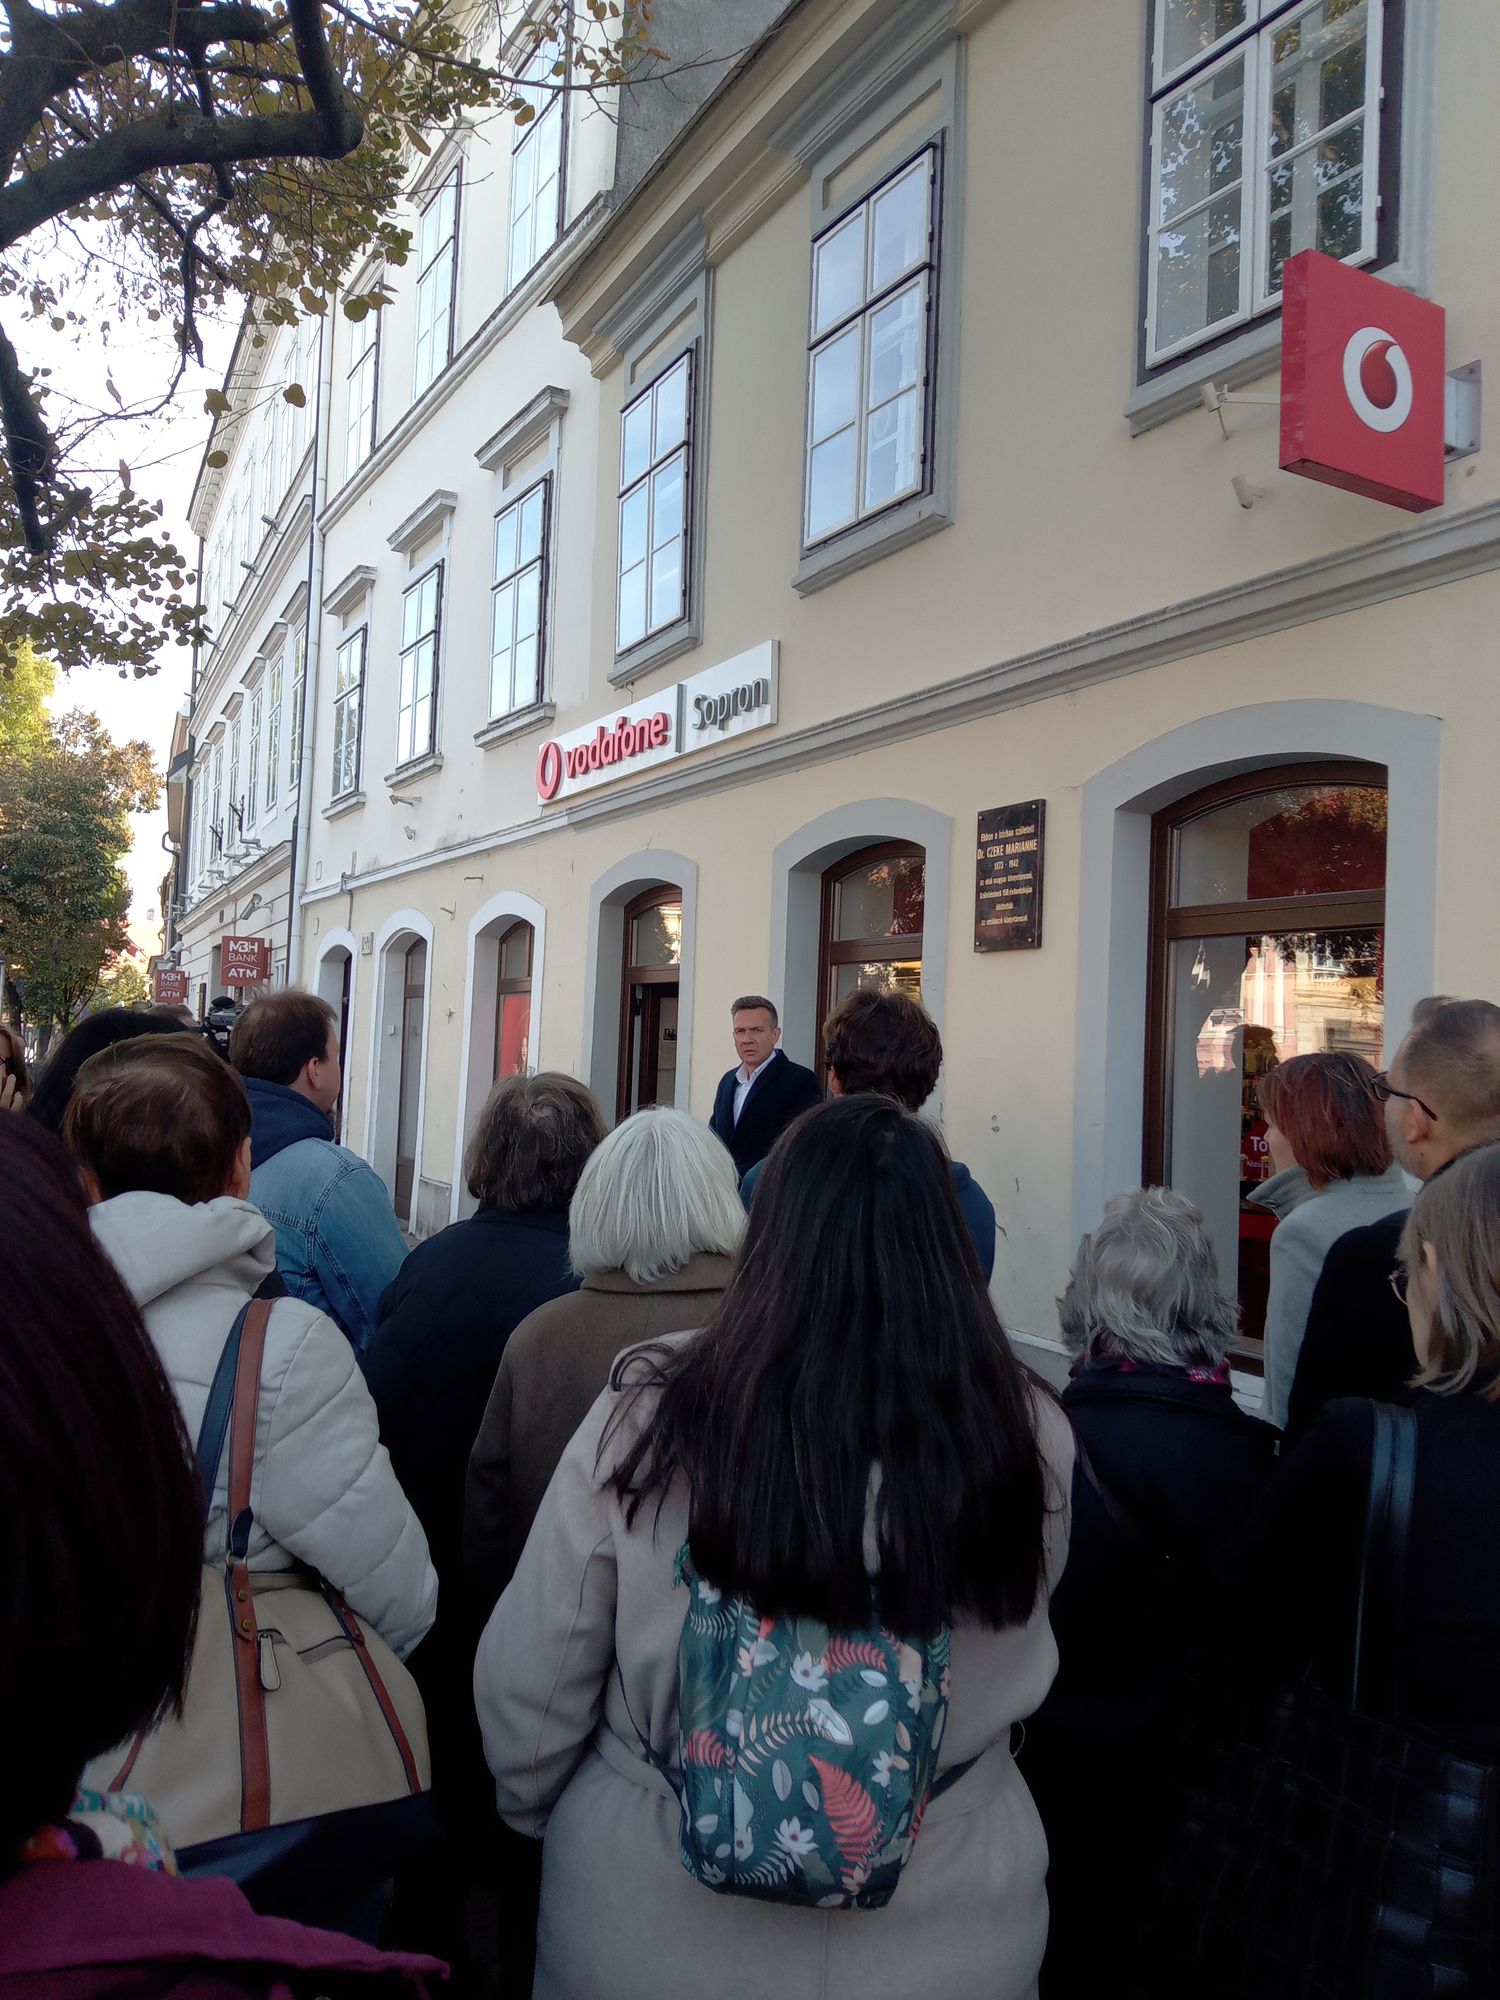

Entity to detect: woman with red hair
[1255,1051,1411,1429]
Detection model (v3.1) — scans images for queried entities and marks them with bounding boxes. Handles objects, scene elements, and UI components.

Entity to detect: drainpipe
[285,313,334,987]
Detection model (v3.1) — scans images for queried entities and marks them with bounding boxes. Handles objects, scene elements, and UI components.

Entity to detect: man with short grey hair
[708,994,820,1181]
[1289,994,1500,1434]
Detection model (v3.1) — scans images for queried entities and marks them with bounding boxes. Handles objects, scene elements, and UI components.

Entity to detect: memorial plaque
[975,801,1045,952]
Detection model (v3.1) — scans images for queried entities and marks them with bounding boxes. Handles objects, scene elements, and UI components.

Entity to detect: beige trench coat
[474,1359,1074,2000]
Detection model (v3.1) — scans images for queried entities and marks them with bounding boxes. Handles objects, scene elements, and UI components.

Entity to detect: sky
[37,279,236,957]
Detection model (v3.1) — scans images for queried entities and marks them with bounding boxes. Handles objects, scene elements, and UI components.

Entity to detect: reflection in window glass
[630,902,682,968]
[491,478,548,719]
[832,853,926,941]
[833,959,923,1007]
[1175,784,1387,903]
[1161,0,1248,77]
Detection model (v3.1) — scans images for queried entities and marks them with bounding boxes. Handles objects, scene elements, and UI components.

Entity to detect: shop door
[617,889,682,1121]
[1145,764,1387,1365]
[394,939,427,1226]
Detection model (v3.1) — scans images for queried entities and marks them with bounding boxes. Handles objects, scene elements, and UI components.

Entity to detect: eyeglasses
[1371,1071,1438,1123]
[1388,1265,1410,1305]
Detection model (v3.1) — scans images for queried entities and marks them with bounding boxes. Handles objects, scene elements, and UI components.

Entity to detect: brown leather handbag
[88,1299,431,1861]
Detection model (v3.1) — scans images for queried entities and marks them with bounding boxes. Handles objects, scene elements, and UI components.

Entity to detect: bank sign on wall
[535,642,778,804]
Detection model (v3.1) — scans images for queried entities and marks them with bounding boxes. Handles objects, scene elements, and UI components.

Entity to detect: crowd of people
[2,981,1499,1998]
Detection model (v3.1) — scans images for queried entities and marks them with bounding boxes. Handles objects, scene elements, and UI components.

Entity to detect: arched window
[618,886,681,1119]
[493,920,534,1080]
[1145,761,1388,1361]
[819,842,925,1040]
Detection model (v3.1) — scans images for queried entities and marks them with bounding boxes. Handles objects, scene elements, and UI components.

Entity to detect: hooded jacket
[243,1075,409,1351]
[90,1190,436,1659]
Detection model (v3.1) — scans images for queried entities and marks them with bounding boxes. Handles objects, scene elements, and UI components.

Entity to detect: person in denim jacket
[231,989,407,1351]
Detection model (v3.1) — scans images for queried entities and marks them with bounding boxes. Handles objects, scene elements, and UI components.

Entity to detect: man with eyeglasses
[1287,995,1500,1437]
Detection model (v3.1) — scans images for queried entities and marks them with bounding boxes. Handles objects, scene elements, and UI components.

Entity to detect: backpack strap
[224,1299,275,1830]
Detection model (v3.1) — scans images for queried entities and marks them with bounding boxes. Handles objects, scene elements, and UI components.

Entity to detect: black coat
[1286,1209,1416,1439]
[362,1205,578,1832]
[1263,1384,1500,1760]
[709,1048,822,1177]
[364,1206,578,1582]
[1026,1368,1277,1998]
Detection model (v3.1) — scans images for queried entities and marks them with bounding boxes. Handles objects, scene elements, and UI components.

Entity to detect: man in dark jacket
[740,988,998,1279]
[1288,995,1500,1436]
[230,991,408,1351]
[708,995,821,1179]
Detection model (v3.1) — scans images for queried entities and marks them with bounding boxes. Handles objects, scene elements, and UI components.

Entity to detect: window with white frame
[227,719,241,844]
[413,171,459,397]
[344,303,379,479]
[1147,0,1383,366]
[508,45,564,291]
[397,565,442,765]
[257,407,275,534]
[331,629,365,797]
[617,354,691,654]
[211,743,224,862]
[247,689,261,827]
[490,478,548,719]
[805,148,939,548]
[288,628,305,789]
[265,656,282,810]
[276,364,298,499]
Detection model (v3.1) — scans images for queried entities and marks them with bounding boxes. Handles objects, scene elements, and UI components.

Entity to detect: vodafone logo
[1341,326,1414,435]
[535,738,564,802]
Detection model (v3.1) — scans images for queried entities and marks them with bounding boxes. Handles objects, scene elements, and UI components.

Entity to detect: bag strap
[1352,1401,1417,1713]
[1074,1436,1171,1582]
[322,1587,425,1797]
[195,1303,252,1521]
[225,1298,274,1831]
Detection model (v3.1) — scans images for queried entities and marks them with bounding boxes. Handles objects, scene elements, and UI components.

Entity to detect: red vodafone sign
[1280,250,1445,513]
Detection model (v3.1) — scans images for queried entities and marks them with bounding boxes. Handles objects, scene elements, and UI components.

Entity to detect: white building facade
[173,0,1500,1383]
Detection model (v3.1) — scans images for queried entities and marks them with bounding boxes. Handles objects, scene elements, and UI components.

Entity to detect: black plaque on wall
[974,801,1046,952]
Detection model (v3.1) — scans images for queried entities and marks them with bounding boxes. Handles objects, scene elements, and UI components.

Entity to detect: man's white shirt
[733,1050,778,1126]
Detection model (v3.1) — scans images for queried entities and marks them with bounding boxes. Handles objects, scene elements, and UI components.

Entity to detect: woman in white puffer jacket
[66,1031,436,1661]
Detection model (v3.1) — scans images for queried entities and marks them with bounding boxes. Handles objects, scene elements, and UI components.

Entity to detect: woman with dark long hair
[0,1114,443,1995]
[475,1095,1072,2000]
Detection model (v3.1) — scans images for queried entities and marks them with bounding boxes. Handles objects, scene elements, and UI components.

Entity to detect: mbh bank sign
[535,642,778,803]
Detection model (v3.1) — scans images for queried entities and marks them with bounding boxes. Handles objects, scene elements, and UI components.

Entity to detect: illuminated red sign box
[1280,250,1445,513]
[221,935,270,986]
[153,967,189,1006]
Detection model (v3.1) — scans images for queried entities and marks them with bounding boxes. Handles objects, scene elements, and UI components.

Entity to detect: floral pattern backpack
[628,1545,967,1911]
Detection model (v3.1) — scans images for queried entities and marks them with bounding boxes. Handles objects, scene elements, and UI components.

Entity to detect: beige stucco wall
[314,565,1499,1342]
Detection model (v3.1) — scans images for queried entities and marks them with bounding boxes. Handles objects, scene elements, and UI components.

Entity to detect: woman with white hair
[464,1105,745,1616]
[1024,1187,1276,2000]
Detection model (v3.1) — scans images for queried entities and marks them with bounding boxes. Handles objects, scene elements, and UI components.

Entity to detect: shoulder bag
[88,1299,433,1901]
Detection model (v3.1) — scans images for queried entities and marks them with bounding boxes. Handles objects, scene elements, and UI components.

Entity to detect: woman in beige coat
[464,1106,743,1615]
[475,1097,1073,2000]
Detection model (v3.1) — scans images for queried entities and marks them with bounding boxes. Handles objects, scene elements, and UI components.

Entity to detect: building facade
[167,312,321,1013]
[177,0,1500,1380]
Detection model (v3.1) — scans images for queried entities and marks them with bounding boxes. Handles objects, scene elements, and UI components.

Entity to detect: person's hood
[1246,1161,1314,1219]
[91,1190,274,1308]
[242,1073,334,1168]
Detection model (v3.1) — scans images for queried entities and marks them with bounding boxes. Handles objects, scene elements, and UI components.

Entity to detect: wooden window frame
[817,840,926,1068]
[1144,756,1387,1176]
[493,920,535,1080]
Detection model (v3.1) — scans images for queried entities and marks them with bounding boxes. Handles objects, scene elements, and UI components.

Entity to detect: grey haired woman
[1024,1187,1278,1999]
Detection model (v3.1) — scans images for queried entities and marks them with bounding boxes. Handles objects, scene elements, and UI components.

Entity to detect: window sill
[793,495,951,597]
[610,621,701,689]
[1126,317,1286,435]
[322,790,366,822]
[384,752,444,791]
[475,701,555,750]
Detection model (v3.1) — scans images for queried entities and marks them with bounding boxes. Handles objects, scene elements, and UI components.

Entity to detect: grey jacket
[1256,1163,1415,1430]
[473,1361,1074,2000]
